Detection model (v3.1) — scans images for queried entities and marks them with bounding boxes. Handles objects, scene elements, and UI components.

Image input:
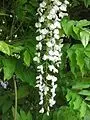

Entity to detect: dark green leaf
[2,58,17,80]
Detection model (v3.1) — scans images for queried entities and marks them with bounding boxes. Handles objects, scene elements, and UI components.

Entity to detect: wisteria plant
[0,0,90,120]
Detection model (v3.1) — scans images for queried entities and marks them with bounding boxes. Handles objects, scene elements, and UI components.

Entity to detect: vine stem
[13,76,17,120]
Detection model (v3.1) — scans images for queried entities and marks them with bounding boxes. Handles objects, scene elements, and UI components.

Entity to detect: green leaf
[17,85,29,99]
[80,31,90,48]
[84,0,90,7]
[0,41,10,55]
[77,20,90,27]
[12,107,21,120]
[2,58,17,80]
[80,101,87,118]
[72,82,90,89]
[85,96,90,101]
[61,18,74,37]
[84,51,90,58]
[84,57,90,70]
[42,113,51,120]
[84,110,90,120]
[2,100,13,113]
[75,49,85,75]
[27,111,32,120]
[79,90,90,96]
[73,96,82,109]
[18,0,27,5]
[15,61,35,86]
[73,26,80,39]
[23,50,30,67]
[67,49,77,76]
[20,109,27,120]
[53,110,57,120]
[10,45,24,54]
[57,106,80,120]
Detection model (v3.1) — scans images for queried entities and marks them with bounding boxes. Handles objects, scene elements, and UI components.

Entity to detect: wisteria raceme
[33,0,69,115]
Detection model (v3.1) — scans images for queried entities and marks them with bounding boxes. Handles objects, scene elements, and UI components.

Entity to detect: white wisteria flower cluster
[34,0,69,115]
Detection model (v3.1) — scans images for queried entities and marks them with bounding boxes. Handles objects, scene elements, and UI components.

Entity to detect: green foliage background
[0,0,90,120]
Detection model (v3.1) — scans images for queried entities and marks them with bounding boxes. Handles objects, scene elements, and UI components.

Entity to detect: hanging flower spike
[34,0,69,115]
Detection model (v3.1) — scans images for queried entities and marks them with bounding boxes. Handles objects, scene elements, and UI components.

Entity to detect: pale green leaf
[0,41,10,55]
[80,31,90,48]
[85,96,90,101]
[79,90,90,96]
[23,50,30,67]
[80,101,87,118]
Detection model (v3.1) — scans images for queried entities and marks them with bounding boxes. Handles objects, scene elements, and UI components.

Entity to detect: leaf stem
[13,75,17,120]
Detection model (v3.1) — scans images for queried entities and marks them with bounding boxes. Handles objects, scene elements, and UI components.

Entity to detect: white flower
[46,41,53,47]
[54,0,62,6]
[50,38,56,45]
[47,14,53,20]
[40,1,46,8]
[54,34,60,39]
[39,16,45,22]
[36,74,43,81]
[35,52,40,57]
[49,50,54,56]
[36,35,43,41]
[10,14,13,18]
[44,86,49,95]
[14,34,17,38]
[36,42,42,50]
[39,100,43,105]
[0,81,8,89]
[49,24,56,30]
[59,12,68,18]
[49,98,56,107]
[47,106,50,116]
[47,111,49,116]
[40,28,48,35]
[39,107,44,113]
[33,56,40,63]
[37,65,44,74]
[54,50,59,56]
[0,29,2,32]
[39,92,43,100]
[64,0,69,5]
[43,54,48,60]
[52,76,57,82]
[50,9,56,15]
[53,5,59,11]
[54,29,59,34]
[54,21,61,28]
[46,74,53,80]
[52,84,57,90]
[60,4,67,11]
[37,8,42,16]
[35,22,41,28]
[48,65,58,73]
[48,56,54,61]
[39,85,44,92]
[2,20,5,24]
